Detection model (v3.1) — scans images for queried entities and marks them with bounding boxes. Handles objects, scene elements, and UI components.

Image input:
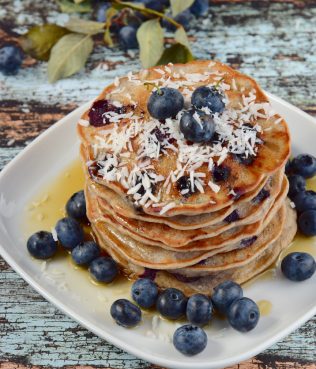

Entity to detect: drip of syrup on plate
[24,159,85,236]
[257,300,272,316]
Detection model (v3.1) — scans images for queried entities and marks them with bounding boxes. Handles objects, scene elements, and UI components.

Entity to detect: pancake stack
[78,60,297,295]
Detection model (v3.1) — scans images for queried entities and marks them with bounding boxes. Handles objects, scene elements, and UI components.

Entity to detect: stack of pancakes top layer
[78,60,297,295]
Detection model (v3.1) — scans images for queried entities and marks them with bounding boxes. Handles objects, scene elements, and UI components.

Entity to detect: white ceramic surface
[0,94,315,369]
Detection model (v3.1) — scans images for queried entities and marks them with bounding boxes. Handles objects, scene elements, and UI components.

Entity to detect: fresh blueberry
[191,86,225,114]
[211,280,243,315]
[89,256,118,283]
[281,252,315,281]
[0,45,24,75]
[27,231,57,259]
[118,26,138,50]
[131,278,159,309]
[163,10,193,32]
[180,109,215,143]
[227,297,260,332]
[71,241,100,266]
[288,175,306,199]
[66,190,87,220]
[291,154,316,178]
[173,325,207,356]
[298,210,316,236]
[186,294,213,326]
[55,217,84,250]
[293,190,316,213]
[140,0,164,11]
[190,0,209,16]
[285,159,292,175]
[110,299,141,327]
[94,2,109,23]
[147,87,184,120]
[156,288,187,320]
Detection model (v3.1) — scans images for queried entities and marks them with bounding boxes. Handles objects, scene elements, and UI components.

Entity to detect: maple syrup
[257,300,273,316]
[24,159,85,236]
[23,161,316,321]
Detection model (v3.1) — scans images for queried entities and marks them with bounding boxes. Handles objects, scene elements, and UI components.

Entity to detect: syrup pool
[22,160,316,328]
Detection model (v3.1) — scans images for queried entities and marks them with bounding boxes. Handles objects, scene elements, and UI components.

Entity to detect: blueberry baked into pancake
[77,60,297,295]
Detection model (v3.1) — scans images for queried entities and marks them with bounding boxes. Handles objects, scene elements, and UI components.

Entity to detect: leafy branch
[20,0,199,82]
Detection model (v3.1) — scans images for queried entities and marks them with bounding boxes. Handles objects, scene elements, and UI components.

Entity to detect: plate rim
[0,94,316,369]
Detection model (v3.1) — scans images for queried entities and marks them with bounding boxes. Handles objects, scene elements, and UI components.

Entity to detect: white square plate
[0,94,315,369]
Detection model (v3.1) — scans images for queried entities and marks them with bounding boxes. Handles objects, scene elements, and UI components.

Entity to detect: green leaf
[65,18,105,34]
[104,7,118,47]
[48,33,93,82]
[73,0,86,3]
[20,24,70,61]
[175,26,191,51]
[57,0,92,13]
[170,0,194,17]
[157,43,194,66]
[137,19,164,68]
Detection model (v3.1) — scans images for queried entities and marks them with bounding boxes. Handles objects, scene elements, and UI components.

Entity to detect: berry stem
[144,82,162,95]
[111,0,182,29]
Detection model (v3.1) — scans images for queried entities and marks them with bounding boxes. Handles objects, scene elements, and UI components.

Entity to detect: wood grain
[0,1,315,368]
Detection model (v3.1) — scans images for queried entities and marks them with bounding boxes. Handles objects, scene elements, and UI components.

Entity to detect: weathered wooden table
[1,1,316,368]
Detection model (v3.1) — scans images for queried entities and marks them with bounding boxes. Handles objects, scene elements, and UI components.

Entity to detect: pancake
[83,143,270,230]
[78,60,296,296]
[94,201,296,295]
[90,172,284,247]
[89,186,287,269]
[87,174,287,252]
[78,60,290,216]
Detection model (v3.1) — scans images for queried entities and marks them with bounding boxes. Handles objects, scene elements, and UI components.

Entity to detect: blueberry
[163,10,193,32]
[71,241,100,266]
[227,297,260,332]
[177,175,196,197]
[131,278,158,308]
[173,325,207,356]
[281,252,316,281]
[293,190,316,213]
[288,175,306,199]
[186,294,213,326]
[118,26,138,50]
[240,236,257,248]
[141,0,164,11]
[298,210,316,236]
[147,87,184,120]
[212,164,230,182]
[94,2,109,23]
[55,217,84,250]
[156,288,187,320]
[180,109,215,143]
[252,188,270,204]
[0,45,24,75]
[27,231,57,259]
[291,154,316,178]
[110,299,141,327]
[285,159,292,175]
[190,0,209,16]
[211,280,243,315]
[88,99,128,127]
[191,86,225,114]
[66,190,87,220]
[224,210,240,223]
[89,256,118,282]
